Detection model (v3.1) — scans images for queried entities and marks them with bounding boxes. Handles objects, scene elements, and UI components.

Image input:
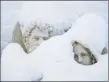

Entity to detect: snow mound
[28,13,108,81]
[64,13,108,57]
[1,43,43,81]
[29,35,108,81]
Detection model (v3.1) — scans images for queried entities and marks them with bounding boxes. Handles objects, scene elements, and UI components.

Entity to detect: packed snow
[1,1,108,81]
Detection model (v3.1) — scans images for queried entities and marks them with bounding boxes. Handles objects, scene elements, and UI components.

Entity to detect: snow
[19,1,108,27]
[1,1,24,50]
[1,43,43,81]
[64,13,108,56]
[28,14,108,81]
[1,1,108,81]
[1,1,108,51]
[1,13,108,81]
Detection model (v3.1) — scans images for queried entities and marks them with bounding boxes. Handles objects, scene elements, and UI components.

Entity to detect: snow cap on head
[70,13,108,55]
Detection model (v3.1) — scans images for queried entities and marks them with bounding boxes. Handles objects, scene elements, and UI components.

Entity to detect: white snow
[1,43,43,81]
[28,14,108,81]
[1,1,24,50]
[64,13,108,56]
[1,13,108,81]
[1,1,108,81]
[19,1,108,28]
[1,1,108,51]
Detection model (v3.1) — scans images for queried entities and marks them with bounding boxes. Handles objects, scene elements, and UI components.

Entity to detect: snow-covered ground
[1,1,108,81]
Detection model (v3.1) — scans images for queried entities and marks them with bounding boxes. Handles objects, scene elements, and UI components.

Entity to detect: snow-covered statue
[1,13,108,81]
[72,41,97,65]
[13,20,67,53]
[30,13,107,81]
[21,21,49,53]
[12,21,55,53]
[66,13,108,65]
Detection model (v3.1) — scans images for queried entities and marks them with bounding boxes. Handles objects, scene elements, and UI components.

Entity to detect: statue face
[73,41,97,65]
